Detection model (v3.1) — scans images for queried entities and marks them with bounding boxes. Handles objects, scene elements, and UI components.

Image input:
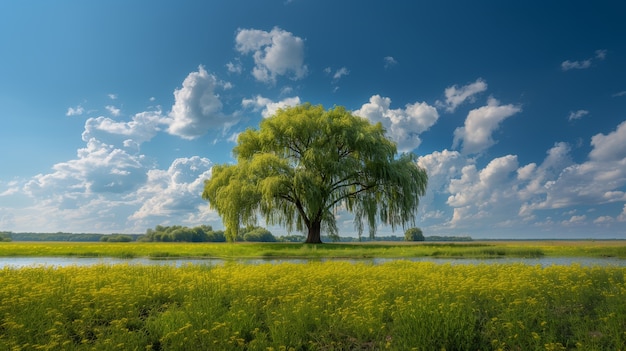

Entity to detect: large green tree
[203,104,428,243]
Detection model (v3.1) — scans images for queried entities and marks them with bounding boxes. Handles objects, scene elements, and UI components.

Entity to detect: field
[0,262,625,350]
[1,240,626,259]
[1,241,625,350]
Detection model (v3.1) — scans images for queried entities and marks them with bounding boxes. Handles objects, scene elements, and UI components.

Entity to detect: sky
[1,1,625,239]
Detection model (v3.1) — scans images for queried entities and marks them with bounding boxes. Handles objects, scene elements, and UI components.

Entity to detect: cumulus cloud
[82,110,165,147]
[437,78,488,113]
[242,95,301,118]
[589,120,626,162]
[447,155,518,208]
[235,27,308,84]
[166,66,234,139]
[416,149,470,218]
[568,110,589,121]
[24,139,149,198]
[130,156,212,222]
[561,49,607,71]
[354,95,439,152]
[452,97,521,154]
[520,122,626,214]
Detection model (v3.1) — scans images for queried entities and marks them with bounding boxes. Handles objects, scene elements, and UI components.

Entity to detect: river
[1,256,625,268]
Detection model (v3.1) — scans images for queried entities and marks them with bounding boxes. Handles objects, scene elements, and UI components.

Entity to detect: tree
[203,104,428,243]
[0,231,12,242]
[404,227,425,241]
[242,227,276,242]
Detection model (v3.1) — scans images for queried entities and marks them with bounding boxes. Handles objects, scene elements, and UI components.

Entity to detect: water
[1,256,625,268]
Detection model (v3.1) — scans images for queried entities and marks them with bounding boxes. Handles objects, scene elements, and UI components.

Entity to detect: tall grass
[0,262,624,350]
[0,241,625,259]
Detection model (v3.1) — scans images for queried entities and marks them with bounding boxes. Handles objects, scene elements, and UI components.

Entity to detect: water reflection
[1,256,625,268]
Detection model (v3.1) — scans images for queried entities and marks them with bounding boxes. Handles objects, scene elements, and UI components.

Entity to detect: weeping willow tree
[202,104,428,243]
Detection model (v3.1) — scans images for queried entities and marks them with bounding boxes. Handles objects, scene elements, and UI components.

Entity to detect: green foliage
[203,104,428,243]
[1,263,625,350]
[9,232,106,241]
[0,231,12,242]
[140,225,225,242]
[100,234,134,242]
[241,226,276,242]
[404,227,425,241]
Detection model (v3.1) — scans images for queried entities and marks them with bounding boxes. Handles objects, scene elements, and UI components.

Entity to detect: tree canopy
[203,104,428,243]
[404,227,425,241]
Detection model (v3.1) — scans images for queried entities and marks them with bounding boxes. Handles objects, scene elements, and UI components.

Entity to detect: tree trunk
[305,220,323,243]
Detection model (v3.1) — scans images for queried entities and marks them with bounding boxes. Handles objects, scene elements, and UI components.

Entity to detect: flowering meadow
[1,261,625,350]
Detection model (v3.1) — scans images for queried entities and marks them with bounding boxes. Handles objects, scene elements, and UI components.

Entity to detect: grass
[0,240,625,259]
[0,262,624,350]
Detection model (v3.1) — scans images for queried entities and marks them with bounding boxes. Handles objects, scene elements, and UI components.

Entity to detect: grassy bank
[0,240,625,259]
[1,262,624,350]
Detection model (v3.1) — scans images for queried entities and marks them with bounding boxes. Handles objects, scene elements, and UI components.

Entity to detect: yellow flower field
[0,261,624,350]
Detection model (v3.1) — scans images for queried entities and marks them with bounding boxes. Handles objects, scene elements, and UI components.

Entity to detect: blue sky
[1,1,625,239]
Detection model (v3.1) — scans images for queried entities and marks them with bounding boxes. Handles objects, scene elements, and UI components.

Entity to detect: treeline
[325,235,473,242]
[0,229,471,243]
[139,225,279,242]
[139,225,226,242]
[4,232,142,242]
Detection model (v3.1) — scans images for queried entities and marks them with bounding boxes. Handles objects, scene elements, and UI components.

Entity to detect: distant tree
[0,231,12,242]
[139,224,226,242]
[203,104,428,243]
[278,234,307,243]
[404,227,425,241]
[242,227,276,242]
[206,230,226,242]
[100,234,133,242]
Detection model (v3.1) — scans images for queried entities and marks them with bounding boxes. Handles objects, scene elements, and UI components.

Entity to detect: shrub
[404,227,425,241]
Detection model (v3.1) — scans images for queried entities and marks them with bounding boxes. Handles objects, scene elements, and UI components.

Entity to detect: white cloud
[562,214,586,226]
[568,110,589,121]
[130,156,213,222]
[106,105,121,116]
[589,120,626,162]
[416,149,470,219]
[226,60,243,74]
[452,97,521,154]
[332,67,349,81]
[561,49,607,71]
[235,27,308,84]
[595,49,607,60]
[520,122,626,212]
[108,94,118,100]
[166,66,235,139]
[446,157,519,227]
[618,205,626,222]
[384,56,398,69]
[66,105,84,116]
[561,59,592,71]
[354,95,439,152]
[437,78,488,113]
[242,95,301,118]
[82,110,165,147]
[24,138,149,199]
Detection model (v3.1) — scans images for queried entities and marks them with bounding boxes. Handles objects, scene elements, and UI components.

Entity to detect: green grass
[1,262,625,350]
[1,240,626,259]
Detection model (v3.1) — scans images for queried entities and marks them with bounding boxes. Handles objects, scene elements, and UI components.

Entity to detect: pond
[1,256,625,268]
